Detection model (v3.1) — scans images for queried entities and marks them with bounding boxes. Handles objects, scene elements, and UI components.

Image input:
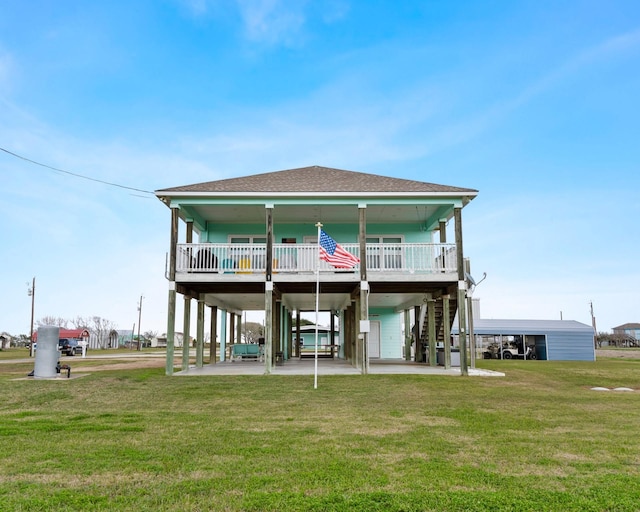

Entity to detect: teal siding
[370,308,403,359]
[205,223,431,243]
[299,330,335,348]
[205,224,264,242]
[365,223,430,243]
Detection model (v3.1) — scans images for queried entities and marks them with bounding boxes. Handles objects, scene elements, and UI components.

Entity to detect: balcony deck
[175,243,458,283]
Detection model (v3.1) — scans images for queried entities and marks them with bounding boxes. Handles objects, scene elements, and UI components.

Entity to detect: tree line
[36,316,157,349]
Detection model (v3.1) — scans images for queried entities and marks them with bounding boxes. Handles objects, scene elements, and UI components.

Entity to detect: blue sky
[1,0,639,337]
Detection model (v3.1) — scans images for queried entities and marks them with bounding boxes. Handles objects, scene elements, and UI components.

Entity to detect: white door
[368,321,381,359]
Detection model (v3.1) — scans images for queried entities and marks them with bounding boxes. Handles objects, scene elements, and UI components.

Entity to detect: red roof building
[32,328,90,341]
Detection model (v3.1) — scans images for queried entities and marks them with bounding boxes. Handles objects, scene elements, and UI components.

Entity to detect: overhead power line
[1,146,155,195]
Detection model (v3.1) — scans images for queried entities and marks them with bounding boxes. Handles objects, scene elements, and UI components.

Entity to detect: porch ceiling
[181,203,452,230]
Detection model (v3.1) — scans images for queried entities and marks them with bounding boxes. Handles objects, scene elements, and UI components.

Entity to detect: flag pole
[314,222,322,389]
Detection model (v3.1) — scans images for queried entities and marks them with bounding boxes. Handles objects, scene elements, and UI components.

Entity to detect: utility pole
[590,301,597,349]
[137,295,144,351]
[28,277,35,358]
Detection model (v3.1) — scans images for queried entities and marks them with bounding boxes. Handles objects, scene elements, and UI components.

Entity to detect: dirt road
[596,349,640,359]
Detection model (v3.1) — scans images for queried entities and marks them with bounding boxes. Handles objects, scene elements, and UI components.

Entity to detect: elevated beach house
[155,166,478,375]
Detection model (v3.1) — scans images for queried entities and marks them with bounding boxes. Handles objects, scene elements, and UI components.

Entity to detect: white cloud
[181,0,210,16]
[236,0,307,44]
[318,0,350,23]
[179,0,312,45]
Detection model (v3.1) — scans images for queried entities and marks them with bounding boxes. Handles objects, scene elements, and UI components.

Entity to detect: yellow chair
[238,258,251,273]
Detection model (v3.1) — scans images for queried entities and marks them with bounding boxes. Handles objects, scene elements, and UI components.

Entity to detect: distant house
[612,323,640,339]
[88,330,118,350]
[611,323,640,346]
[111,330,135,348]
[295,325,338,348]
[155,332,186,348]
[294,325,339,358]
[0,333,12,350]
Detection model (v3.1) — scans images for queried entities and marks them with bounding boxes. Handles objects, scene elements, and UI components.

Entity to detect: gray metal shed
[468,319,595,361]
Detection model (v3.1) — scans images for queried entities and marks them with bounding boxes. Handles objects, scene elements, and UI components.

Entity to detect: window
[366,236,403,270]
[229,236,266,244]
[228,236,267,270]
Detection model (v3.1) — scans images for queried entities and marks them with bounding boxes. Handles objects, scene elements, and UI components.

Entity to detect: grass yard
[1,352,639,511]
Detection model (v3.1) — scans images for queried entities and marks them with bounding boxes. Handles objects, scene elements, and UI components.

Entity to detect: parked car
[58,339,84,356]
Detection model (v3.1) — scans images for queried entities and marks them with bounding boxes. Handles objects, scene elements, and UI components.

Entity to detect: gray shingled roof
[155,165,478,195]
[613,323,640,330]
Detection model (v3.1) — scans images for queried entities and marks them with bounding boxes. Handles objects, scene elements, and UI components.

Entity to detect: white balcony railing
[176,243,457,274]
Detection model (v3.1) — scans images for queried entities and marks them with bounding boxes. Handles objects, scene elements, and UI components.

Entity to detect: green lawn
[1,355,639,511]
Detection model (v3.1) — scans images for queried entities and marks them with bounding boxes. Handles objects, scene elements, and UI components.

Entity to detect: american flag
[319,229,360,269]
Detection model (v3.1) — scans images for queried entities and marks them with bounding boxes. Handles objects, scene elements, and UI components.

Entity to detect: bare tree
[89,316,117,349]
[31,315,119,349]
[71,316,91,330]
[37,316,69,328]
[143,330,158,341]
[242,322,264,344]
